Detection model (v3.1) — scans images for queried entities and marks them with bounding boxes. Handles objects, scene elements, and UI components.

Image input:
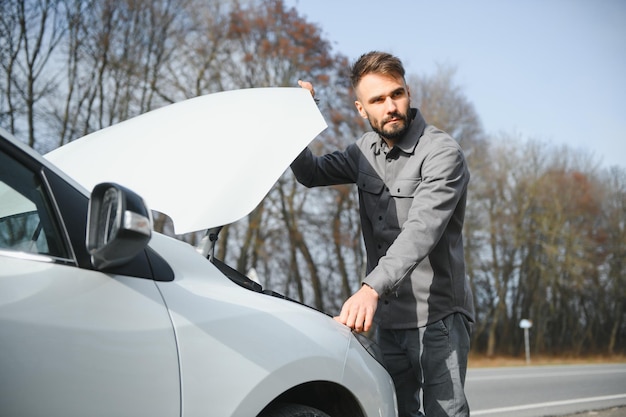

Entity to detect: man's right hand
[298,80,315,98]
[334,284,379,333]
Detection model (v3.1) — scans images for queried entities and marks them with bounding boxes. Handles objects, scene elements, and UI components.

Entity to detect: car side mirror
[87,183,152,270]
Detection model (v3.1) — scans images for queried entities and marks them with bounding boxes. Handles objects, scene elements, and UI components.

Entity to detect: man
[292,51,474,417]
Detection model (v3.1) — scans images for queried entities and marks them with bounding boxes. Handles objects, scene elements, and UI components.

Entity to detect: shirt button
[378,216,383,221]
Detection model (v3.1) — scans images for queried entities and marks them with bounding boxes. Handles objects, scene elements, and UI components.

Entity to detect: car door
[0,140,180,417]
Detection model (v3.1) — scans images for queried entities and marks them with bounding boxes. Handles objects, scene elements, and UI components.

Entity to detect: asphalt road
[561,406,626,417]
[465,363,626,417]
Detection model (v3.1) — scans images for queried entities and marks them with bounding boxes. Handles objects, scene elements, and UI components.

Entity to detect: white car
[0,88,397,417]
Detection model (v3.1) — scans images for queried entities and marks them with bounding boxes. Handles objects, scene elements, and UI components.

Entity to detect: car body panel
[45,88,327,234]
[148,234,346,416]
[0,255,180,417]
[148,232,397,417]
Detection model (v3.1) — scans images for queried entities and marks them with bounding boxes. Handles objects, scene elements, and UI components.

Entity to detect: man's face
[354,73,411,143]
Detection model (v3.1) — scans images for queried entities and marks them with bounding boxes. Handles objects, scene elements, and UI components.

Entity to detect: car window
[0,148,69,259]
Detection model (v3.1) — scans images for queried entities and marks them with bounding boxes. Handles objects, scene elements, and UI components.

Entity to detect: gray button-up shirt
[291,109,474,328]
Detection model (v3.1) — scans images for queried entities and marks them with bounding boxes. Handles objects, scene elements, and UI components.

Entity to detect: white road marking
[471,394,626,415]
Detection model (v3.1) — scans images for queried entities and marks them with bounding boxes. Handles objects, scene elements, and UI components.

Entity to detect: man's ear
[354,101,368,119]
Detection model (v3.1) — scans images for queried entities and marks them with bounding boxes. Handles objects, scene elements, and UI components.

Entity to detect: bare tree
[601,167,626,354]
[0,0,65,149]
[467,134,626,357]
[154,0,230,101]
[214,0,347,310]
[408,65,485,156]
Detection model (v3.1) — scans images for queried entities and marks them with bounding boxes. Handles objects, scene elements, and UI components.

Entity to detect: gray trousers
[376,313,471,417]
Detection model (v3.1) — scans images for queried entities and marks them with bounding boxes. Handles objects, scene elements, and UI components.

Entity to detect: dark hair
[350,51,406,89]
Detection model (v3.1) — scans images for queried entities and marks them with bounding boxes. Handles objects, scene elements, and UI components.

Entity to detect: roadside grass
[468,354,626,368]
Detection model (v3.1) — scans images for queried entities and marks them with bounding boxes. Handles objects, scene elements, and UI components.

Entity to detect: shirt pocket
[389,178,421,226]
[357,170,385,195]
[389,178,421,197]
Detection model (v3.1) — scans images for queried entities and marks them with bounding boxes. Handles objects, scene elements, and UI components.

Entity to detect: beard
[369,109,411,142]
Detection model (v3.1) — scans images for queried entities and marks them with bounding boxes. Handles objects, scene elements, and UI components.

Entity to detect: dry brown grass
[468,353,626,368]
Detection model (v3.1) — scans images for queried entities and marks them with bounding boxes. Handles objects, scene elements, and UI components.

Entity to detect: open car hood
[45,88,326,234]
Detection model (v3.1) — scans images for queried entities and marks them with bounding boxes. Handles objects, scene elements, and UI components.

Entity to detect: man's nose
[384,97,398,112]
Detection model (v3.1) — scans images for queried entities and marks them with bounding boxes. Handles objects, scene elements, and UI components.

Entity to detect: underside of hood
[45,88,326,234]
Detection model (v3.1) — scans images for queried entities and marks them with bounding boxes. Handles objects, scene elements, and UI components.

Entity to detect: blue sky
[285,0,626,170]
